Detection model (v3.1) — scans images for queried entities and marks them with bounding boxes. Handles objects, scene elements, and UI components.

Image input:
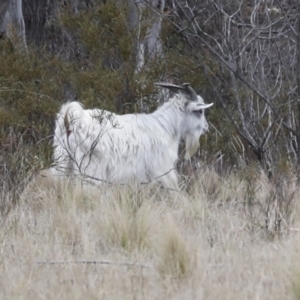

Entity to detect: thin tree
[0,0,27,53]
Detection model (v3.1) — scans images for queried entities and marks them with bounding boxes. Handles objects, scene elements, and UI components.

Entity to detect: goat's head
[155,82,213,159]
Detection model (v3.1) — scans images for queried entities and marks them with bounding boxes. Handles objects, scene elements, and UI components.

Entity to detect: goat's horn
[154,82,185,94]
[182,83,198,101]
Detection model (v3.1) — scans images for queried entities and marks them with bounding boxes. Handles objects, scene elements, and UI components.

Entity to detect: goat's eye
[194,109,203,115]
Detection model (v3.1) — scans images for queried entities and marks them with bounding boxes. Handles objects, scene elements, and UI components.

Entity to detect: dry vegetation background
[1,168,300,299]
[1,0,300,298]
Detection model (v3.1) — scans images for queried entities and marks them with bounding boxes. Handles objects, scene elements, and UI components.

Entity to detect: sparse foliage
[169,0,300,175]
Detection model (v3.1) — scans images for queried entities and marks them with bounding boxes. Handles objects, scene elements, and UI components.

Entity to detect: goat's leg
[157,170,179,190]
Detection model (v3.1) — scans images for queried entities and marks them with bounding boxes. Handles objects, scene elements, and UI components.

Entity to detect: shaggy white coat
[52,93,213,189]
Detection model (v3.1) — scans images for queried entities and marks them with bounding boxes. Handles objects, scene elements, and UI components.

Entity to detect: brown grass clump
[155,214,193,278]
[0,167,300,299]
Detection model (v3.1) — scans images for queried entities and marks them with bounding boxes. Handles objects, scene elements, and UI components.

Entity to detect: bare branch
[36,259,153,269]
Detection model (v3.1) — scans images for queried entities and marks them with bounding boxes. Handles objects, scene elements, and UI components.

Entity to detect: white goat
[52,83,213,189]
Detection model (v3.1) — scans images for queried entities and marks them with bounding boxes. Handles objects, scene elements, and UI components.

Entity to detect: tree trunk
[296,6,300,176]
[1,0,27,53]
[0,0,9,35]
[127,0,164,73]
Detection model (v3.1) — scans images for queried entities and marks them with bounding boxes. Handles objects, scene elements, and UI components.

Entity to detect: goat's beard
[184,134,200,160]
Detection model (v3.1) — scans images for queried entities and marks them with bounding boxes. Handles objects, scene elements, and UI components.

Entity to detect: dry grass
[1,167,300,299]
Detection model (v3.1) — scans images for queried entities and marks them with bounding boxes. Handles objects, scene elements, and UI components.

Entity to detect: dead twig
[36,259,153,269]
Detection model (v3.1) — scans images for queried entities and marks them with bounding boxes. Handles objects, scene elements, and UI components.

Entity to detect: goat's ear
[187,102,214,112]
